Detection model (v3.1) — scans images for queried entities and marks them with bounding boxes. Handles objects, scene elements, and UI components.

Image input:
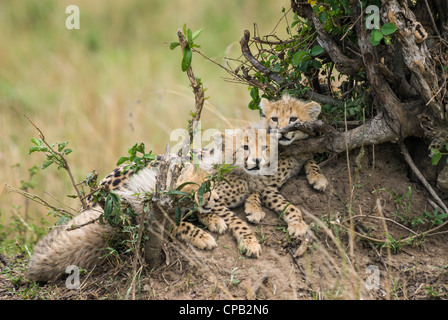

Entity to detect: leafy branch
[24,114,87,209]
[170,24,203,72]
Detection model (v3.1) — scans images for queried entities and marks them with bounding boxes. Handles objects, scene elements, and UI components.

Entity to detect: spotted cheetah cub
[199,127,310,257]
[28,163,219,282]
[260,93,328,191]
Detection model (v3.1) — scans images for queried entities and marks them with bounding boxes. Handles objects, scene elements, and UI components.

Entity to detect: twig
[279,119,339,138]
[340,214,419,236]
[423,0,441,38]
[399,142,448,214]
[66,217,99,231]
[330,221,390,243]
[5,183,74,218]
[11,206,34,233]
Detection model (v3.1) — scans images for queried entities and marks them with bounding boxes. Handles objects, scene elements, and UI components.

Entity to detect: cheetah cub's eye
[242,145,249,151]
[289,117,297,123]
[271,117,278,122]
[261,145,268,151]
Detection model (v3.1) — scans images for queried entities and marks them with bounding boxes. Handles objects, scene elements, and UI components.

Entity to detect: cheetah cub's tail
[27,209,114,282]
[28,168,159,282]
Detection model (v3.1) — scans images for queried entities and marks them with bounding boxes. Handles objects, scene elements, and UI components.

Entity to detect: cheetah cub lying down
[28,162,219,282]
[260,93,328,192]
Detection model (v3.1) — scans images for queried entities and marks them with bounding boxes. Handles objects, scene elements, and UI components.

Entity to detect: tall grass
[0,0,290,228]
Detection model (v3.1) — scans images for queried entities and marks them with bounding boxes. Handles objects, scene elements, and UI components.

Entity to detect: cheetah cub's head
[213,127,278,175]
[175,163,219,213]
[260,93,321,145]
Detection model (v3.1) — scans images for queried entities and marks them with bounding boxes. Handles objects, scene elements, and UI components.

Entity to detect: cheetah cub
[28,162,219,282]
[198,127,310,258]
[260,93,328,192]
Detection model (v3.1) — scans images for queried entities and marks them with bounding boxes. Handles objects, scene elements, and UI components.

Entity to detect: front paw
[199,215,228,234]
[309,174,328,192]
[238,236,261,258]
[191,231,218,250]
[245,205,265,224]
[287,220,309,239]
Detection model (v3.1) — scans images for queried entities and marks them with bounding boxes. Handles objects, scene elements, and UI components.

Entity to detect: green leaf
[319,11,327,23]
[292,50,311,68]
[58,142,68,152]
[187,28,193,43]
[431,150,442,165]
[181,45,192,72]
[31,138,42,146]
[166,190,191,197]
[170,42,180,50]
[116,156,128,166]
[197,182,207,207]
[176,181,199,191]
[272,63,282,72]
[248,100,259,110]
[381,23,397,36]
[310,45,324,56]
[42,160,54,169]
[192,28,202,40]
[175,207,182,226]
[369,29,383,46]
[28,146,40,154]
[249,87,259,100]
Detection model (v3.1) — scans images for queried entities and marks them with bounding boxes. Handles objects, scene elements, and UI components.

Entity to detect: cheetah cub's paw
[192,232,218,250]
[308,173,328,192]
[198,215,228,234]
[245,204,266,224]
[287,220,309,239]
[191,230,218,250]
[239,236,262,258]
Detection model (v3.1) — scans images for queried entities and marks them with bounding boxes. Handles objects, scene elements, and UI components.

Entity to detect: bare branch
[279,119,339,138]
[5,183,75,218]
[399,142,448,213]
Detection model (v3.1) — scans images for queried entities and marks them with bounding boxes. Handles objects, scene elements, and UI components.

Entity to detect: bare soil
[1,141,448,300]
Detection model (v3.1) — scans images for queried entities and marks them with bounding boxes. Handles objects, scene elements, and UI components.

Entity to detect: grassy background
[0,0,290,232]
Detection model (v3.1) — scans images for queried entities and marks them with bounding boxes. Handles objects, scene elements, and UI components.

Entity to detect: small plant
[381,233,415,254]
[369,23,397,46]
[422,208,448,228]
[116,142,156,174]
[375,187,413,224]
[431,143,448,165]
[228,267,241,286]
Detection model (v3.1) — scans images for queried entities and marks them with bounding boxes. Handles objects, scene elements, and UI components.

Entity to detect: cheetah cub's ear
[303,101,321,120]
[259,98,271,118]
